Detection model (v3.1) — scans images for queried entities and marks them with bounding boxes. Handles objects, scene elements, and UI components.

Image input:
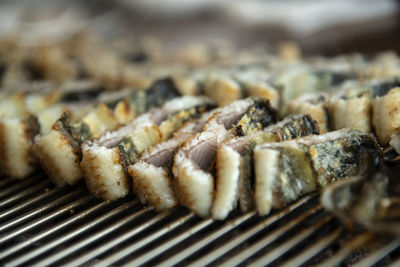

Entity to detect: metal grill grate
[0,174,399,266]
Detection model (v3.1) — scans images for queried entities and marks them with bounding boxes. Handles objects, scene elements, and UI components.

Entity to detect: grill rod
[0,175,399,266]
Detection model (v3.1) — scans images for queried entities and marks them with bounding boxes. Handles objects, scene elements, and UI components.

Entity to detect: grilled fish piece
[287,93,329,133]
[33,79,181,186]
[203,72,279,108]
[322,163,400,236]
[371,79,400,145]
[82,96,216,201]
[277,69,354,116]
[212,114,319,220]
[254,129,381,216]
[173,97,277,217]
[129,111,214,211]
[327,81,371,133]
[203,74,243,107]
[0,79,108,178]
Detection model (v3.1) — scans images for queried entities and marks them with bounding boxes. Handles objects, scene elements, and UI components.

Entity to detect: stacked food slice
[0,80,106,178]
[82,95,216,200]
[33,78,181,186]
[173,97,277,217]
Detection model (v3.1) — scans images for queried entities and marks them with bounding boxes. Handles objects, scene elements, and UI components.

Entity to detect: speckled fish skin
[82,96,216,201]
[212,114,319,219]
[173,97,277,218]
[287,93,329,133]
[304,129,382,188]
[254,128,382,216]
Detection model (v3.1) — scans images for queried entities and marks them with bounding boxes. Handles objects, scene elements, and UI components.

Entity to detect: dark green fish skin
[275,114,319,141]
[51,113,83,156]
[371,79,400,98]
[235,98,277,136]
[59,87,105,103]
[309,130,382,188]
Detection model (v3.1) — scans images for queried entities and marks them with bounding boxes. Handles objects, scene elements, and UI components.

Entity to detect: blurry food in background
[0,0,399,232]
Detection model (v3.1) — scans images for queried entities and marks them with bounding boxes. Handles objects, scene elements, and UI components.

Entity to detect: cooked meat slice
[173,97,276,217]
[129,111,214,211]
[277,70,352,116]
[82,96,215,201]
[254,128,381,216]
[204,74,242,106]
[287,93,329,133]
[33,78,181,186]
[212,114,319,219]
[371,80,400,145]
[328,83,371,133]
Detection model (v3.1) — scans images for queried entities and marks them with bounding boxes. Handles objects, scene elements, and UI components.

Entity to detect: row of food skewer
[0,35,399,235]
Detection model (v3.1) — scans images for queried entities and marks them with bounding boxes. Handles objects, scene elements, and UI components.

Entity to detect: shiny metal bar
[248,215,335,266]
[353,238,400,267]
[216,205,322,267]
[181,195,317,267]
[33,202,150,267]
[101,212,195,266]
[126,218,216,266]
[0,195,93,259]
[0,179,51,210]
[321,232,372,266]
[0,188,85,233]
[0,186,65,222]
[0,176,17,189]
[283,228,342,266]
[64,207,175,267]
[162,212,256,267]
[0,175,42,200]
[14,199,139,267]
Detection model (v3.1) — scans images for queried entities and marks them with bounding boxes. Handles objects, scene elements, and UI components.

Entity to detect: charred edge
[145,78,182,110]
[52,113,85,157]
[196,80,205,95]
[165,103,217,128]
[59,86,105,103]
[165,146,181,178]
[118,139,140,165]
[117,145,134,183]
[236,99,277,136]
[26,116,41,142]
[372,79,400,98]
[128,50,149,63]
[248,151,256,194]
[279,115,319,140]
[0,61,6,82]
[23,60,45,80]
[237,80,249,99]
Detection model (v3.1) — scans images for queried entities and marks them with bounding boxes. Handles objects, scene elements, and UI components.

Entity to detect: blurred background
[0,0,399,56]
